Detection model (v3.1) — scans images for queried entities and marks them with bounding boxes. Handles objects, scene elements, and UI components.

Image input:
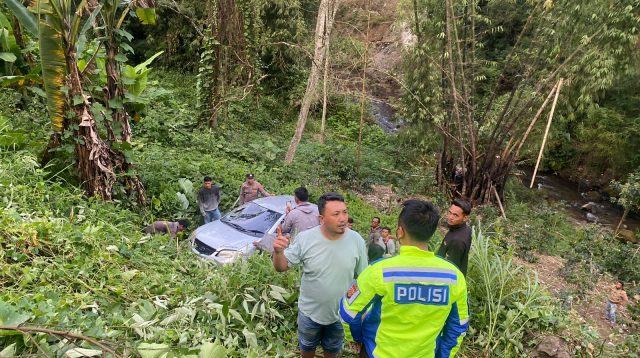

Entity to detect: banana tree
[6,0,156,203]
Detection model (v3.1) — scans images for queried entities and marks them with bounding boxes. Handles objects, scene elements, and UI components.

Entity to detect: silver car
[190,195,303,264]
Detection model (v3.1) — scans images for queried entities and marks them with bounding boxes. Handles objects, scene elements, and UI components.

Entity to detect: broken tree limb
[530,78,563,189]
[0,325,120,357]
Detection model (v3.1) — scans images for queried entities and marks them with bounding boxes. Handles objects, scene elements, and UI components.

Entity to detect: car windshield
[221,202,281,237]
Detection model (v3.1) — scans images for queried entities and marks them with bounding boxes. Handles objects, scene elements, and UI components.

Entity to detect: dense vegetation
[1,0,640,357]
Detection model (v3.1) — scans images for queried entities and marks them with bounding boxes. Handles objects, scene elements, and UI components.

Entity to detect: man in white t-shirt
[273,192,367,358]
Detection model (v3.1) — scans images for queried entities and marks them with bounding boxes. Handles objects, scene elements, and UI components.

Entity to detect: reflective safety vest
[340,245,469,358]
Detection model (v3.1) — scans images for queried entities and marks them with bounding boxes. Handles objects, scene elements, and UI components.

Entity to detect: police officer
[340,199,469,358]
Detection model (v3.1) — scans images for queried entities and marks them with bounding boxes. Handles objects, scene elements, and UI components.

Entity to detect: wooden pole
[530,78,563,188]
[493,186,506,219]
[514,79,560,158]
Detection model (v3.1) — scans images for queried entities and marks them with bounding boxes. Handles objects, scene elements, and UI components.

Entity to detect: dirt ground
[514,254,634,347]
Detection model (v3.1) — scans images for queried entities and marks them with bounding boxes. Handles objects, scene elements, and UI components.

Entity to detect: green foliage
[562,226,640,295]
[464,228,557,356]
[610,168,640,214]
[0,149,302,356]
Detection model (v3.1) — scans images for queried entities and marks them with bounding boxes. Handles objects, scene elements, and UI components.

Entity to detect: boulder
[530,336,571,358]
[616,229,638,244]
[580,202,598,214]
[582,191,602,202]
[586,213,599,223]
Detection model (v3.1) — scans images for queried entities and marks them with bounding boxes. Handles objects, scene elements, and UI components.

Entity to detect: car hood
[194,220,257,251]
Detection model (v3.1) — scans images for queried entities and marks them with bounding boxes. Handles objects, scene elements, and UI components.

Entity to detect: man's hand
[273,225,289,253]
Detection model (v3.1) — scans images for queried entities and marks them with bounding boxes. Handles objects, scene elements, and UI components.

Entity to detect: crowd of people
[270,191,473,357]
[143,174,630,357]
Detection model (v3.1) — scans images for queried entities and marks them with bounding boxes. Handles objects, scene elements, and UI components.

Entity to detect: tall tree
[284,0,338,163]
[403,0,640,204]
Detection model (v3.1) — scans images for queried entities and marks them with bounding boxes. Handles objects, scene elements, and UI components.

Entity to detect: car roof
[253,195,295,213]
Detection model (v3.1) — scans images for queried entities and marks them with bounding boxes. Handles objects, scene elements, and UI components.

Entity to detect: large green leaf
[134,7,156,25]
[3,0,39,37]
[138,343,172,358]
[0,51,16,62]
[134,50,164,72]
[0,301,30,336]
[38,16,66,132]
[199,342,226,358]
[0,12,22,74]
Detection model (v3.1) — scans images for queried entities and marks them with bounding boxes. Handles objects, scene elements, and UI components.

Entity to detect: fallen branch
[0,326,120,358]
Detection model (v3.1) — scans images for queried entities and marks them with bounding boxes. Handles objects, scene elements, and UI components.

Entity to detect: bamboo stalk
[514,80,560,158]
[530,78,563,188]
[493,186,506,219]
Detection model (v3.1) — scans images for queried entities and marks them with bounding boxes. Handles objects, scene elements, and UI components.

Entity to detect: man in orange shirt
[239,173,272,205]
[605,280,629,325]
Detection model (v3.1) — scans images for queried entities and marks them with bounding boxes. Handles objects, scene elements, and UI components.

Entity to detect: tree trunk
[67,48,116,200]
[615,207,630,235]
[319,44,330,144]
[355,0,371,174]
[285,0,339,163]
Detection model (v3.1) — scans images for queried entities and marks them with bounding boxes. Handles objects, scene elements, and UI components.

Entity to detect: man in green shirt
[273,192,368,358]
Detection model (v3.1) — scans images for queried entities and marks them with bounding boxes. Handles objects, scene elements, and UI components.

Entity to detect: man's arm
[197,189,206,215]
[340,265,382,343]
[273,251,289,272]
[281,211,295,236]
[443,239,467,270]
[257,183,271,197]
[214,185,221,203]
[435,275,470,358]
[273,226,297,272]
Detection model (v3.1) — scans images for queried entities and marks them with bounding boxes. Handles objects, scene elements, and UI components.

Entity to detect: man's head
[447,198,471,227]
[371,216,381,229]
[396,199,440,244]
[347,217,354,229]
[318,192,348,236]
[616,281,624,290]
[294,187,309,203]
[381,226,391,239]
[177,219,190,232]
[368,243,385,262]
[203,176,213,189]
[246,173,255,185]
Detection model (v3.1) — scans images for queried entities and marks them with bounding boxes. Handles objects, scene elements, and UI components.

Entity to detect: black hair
[452,198,472,215]
[617,280,624,289]
[178,219,190,228]
[368,244,385,263]
[348,217,354,224]
[381,226,391,232]
[294,187,309,202]
[318,192,345,215]
[203,176,212,182]
[372,216,381,223]
[398,199,440,242]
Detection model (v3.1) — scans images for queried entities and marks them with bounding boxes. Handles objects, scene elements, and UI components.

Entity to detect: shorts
[297,311,344,354]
